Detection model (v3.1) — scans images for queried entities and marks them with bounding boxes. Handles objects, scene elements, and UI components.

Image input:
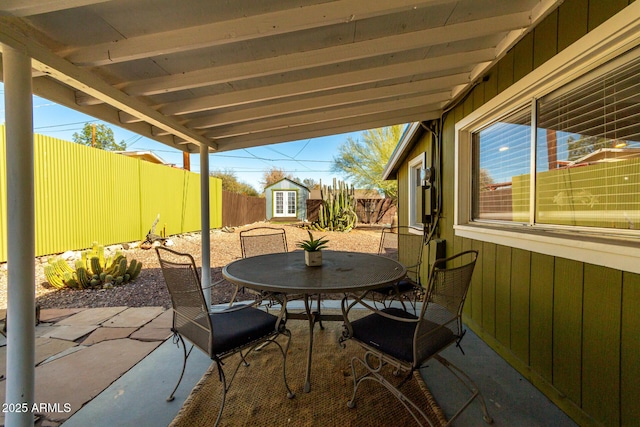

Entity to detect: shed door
[274,191,296,217]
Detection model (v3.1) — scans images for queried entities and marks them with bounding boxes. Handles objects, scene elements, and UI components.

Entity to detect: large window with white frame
[471,45,640,234]
[455,10,640,274]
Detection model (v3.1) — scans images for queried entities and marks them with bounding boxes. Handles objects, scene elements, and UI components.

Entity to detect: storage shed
[265,178,309,221]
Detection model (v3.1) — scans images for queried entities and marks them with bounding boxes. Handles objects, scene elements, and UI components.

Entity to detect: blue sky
[0,83,364,192]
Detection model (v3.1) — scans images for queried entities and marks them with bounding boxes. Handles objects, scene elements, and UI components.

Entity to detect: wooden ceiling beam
[0,18,215,150]
[188,74,466,129]
[123,11,529,97]
[0,0,111,17]
[205,95,448,139]
[161,48,494,116]
[62,0,455,66]
[213,107,441,152]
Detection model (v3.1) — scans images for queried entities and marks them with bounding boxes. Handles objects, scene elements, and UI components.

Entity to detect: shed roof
[265,177,309,191]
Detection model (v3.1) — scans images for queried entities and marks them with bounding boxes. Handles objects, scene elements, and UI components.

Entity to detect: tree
[210,169,259,197]
[332,126,402,199]
[259,167,295,190]
[302,178,320,189]
[72,123,127,151]
[566,135,611,162]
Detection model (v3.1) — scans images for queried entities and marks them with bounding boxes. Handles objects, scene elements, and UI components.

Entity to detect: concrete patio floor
[0,302,578,426]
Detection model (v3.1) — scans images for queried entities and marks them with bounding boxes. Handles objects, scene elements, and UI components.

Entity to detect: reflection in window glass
[472,108,531,222]
[536,52,640,229]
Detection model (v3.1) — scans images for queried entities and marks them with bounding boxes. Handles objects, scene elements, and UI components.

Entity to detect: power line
[211,153,332,163]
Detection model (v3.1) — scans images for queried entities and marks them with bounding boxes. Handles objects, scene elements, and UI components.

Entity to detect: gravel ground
[0,222,384,310]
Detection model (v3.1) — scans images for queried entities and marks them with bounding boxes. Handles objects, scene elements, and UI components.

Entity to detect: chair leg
[222,333,295,402]
[214,361,227,427]
[278,328,296,399]
[167,333,193,402]
[432,354,493,425]
[347,352,436,427]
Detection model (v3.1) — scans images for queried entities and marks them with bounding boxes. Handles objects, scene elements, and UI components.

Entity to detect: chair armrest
[213,300,261,313]
[201,278,227,291]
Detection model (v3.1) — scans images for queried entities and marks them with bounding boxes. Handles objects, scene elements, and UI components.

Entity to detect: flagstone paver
[0,336,78,378]
[0,306,171,426]
[41,345,87,364]
[130,326,172,341]
[43,324,99,342]
[143,308,172,329]
[39,308,85,323]
[57,306,128,326]
[102,306,164,328]
[34,324,59,338]
[3,338,162,422]
[35,337,78,365]
[81,327,137,345]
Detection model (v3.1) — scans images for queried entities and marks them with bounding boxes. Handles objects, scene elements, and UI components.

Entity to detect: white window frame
[454,3,640,274]
[408,153,426,230]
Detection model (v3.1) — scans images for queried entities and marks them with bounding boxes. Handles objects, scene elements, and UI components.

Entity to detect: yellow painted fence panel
[0,127,221,262]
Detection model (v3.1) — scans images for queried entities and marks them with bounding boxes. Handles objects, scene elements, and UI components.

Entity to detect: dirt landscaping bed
[0,222,385,310]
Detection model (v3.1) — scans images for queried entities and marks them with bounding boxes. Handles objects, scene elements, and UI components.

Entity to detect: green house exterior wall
[400,1,640,425]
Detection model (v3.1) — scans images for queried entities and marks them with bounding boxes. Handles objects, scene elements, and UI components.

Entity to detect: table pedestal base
[285,295,344,393]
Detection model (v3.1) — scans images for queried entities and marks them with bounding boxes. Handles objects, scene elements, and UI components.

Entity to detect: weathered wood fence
[222,191,266,227]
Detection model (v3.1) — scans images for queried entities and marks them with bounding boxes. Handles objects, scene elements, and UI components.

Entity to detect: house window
[535,54,640,230]
[470,47,640,232]
[408,153,426,229]
[472,107,532,223]
[455,14,640,274]
[274,191,296,217]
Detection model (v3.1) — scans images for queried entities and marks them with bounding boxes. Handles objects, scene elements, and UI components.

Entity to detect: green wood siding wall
[395,135,434,280]
[0,128,222,261]
[424,1,638,425]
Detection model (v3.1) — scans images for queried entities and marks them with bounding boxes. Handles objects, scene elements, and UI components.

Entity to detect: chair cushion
[372,279,417,297]
[211,307,278,355]
[350,307,454,364]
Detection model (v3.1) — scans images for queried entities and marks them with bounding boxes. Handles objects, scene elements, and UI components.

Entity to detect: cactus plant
[43,242,142,290]
[307,178,358,232]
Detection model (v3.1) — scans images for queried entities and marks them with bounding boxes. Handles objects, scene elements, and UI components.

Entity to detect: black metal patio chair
[341,250,492,426]
[155,246,294,427]
[235,226,324,325]
[371,226,426,311]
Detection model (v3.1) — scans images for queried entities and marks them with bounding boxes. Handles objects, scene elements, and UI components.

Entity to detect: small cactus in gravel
[44,242,142,290]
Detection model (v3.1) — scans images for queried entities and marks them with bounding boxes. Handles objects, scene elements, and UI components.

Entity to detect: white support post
[3,45,36,427]
[199,145,211,308]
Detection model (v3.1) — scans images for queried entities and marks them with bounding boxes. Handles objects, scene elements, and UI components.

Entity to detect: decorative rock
[61,251,76,260]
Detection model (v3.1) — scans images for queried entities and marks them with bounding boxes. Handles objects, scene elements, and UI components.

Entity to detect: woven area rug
[170,315,447,426]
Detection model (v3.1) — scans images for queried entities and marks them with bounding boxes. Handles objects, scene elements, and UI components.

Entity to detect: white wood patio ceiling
[0,0,560,154]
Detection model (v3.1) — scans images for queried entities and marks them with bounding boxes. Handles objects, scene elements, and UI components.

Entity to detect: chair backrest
[239,227,288,258]
[156,246,213,355]
[415,250,478,362]
[378,226,426,285]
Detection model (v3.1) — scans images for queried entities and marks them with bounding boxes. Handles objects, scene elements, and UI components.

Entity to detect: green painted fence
[0,126,222,262]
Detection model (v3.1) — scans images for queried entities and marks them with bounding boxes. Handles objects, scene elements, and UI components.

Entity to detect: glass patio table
[222,250,406,393]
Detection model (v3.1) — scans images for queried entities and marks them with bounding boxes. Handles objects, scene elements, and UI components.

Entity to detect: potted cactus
[297,231,329,267]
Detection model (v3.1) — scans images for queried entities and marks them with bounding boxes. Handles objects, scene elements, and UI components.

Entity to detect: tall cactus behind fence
[308,178,358,232]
